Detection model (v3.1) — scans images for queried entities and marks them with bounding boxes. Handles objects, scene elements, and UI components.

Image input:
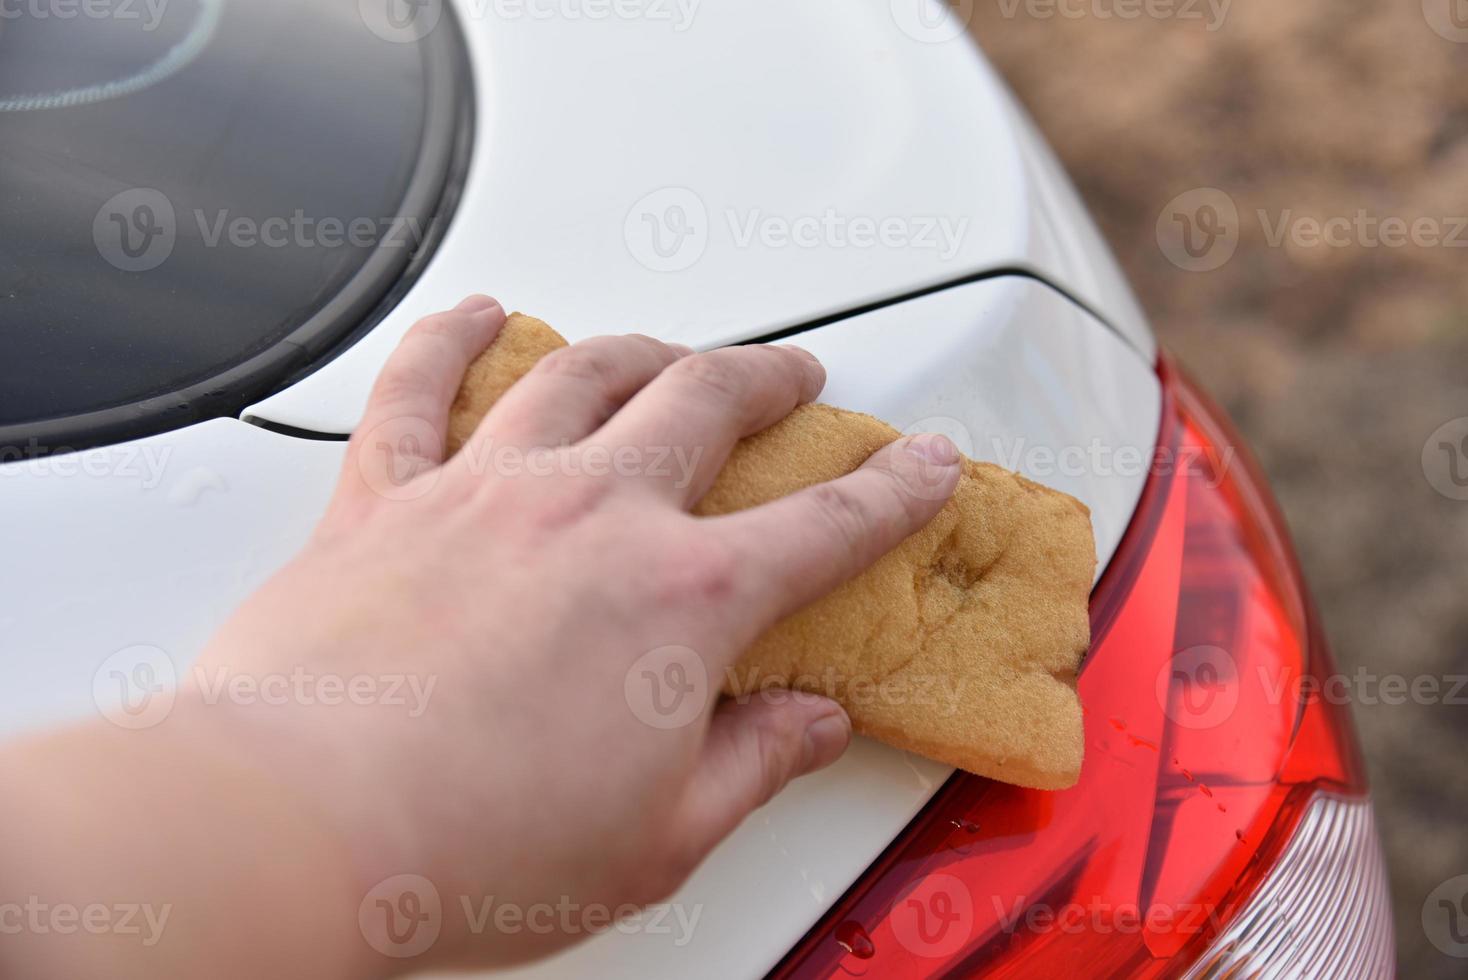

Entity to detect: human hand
[0,295,962,978]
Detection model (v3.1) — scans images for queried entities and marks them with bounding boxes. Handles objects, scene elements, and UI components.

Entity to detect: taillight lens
[768,356,1390,979]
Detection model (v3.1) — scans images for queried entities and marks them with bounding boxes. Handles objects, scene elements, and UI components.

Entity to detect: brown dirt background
[963,1,1468,974]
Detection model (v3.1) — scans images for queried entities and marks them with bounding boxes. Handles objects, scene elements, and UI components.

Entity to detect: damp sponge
[446,314,1096,790]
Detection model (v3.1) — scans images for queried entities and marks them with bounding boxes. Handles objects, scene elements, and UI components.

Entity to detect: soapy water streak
[0,0,224,113]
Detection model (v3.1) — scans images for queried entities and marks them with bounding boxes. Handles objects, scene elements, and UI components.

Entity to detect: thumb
[675,694,851,859]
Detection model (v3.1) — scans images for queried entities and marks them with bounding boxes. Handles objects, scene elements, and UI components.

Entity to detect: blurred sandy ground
[964,1,1468,974]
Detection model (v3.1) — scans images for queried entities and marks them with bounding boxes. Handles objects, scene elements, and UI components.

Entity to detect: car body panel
[0,417,343,738]
[0,274,1158,976]
[244,0,1153,436]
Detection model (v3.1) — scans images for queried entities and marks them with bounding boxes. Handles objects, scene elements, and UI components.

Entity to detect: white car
[0,0,1395,977]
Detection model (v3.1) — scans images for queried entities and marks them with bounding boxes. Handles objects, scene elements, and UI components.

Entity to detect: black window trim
[0,5,475,458]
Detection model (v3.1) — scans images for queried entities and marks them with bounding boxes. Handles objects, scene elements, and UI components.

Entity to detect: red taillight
[768,357,1375,979]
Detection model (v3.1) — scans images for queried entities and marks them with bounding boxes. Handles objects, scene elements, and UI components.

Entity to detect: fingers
[470,334,693,450]
[710,433,962,625]
[345,296,506,499]
[674,695,850,861]
[592,345,825,506]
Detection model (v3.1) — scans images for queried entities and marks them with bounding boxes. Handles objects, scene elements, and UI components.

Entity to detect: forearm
[0,711,377,980]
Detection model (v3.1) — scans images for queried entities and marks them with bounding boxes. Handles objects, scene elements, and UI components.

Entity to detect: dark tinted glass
[0,0,469,451]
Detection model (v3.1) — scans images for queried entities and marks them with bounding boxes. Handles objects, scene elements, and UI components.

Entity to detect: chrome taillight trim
[1183,793,1395,979]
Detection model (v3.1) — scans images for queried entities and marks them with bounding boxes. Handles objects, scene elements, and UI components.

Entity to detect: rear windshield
[0,0,468,452]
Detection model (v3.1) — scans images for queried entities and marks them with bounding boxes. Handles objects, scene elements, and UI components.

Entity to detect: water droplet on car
[835,920,875,959]
[951,817,981,854]
[166,466,227,506]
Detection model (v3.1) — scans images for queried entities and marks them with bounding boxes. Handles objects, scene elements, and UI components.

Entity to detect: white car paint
[0,418,343,737]
[245,0,1152,436]
[0,275,1158,977]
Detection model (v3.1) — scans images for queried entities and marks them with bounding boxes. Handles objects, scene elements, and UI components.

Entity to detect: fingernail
[801,710,852,775]
[908,433,960,467]
[668,342,696,357]
[456,294,502,314]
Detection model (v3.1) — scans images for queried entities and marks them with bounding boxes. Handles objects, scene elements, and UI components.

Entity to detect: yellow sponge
[447,314,1095,790]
